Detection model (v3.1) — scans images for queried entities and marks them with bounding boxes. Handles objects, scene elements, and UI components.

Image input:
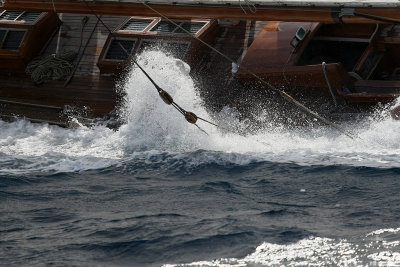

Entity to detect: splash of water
[1,51,400,173]
[163,227,400,267]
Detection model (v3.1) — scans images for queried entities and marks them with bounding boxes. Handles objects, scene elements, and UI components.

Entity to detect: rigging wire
[353,12,400,24]
[80,1,399,139]
[138,0,357,139]
[64,15,98,87]
[83,1,215,135]
[83,0,400,139]
[238,0,257,15]
[51,0,57,13]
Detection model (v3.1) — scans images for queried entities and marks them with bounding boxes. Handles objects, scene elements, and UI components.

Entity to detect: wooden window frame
[115,17,211,37]
[102,37,138,62]
[0,10,45,25]
[117,17,158,33]
[98,17,219,74]
[0,11,61,74]
[147,19,209,36]
[0,28,27,50]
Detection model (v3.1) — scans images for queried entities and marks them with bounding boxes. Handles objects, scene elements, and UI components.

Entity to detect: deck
[0,13,125,125]
[0,12,266,126]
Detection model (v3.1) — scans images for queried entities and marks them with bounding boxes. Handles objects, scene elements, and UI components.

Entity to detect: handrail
[0,114,68,127]
[0,99,63,110]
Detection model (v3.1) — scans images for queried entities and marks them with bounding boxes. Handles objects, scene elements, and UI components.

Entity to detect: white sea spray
[1,51,400,173]
[163,228,400,267]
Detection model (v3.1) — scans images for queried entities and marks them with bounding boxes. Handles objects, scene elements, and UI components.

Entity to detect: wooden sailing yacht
[1,0,400,127]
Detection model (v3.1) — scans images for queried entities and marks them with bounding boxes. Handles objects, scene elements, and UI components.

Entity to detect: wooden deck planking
[0,14,267,124]
[44,14,127,76]
[0,13,126,123]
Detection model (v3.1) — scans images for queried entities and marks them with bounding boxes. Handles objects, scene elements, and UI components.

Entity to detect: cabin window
[0,11,61,73]
[120,18,155,32]
[104,39,136,60]
[97,17,218,74]
[0,10,43,23]
[16,12,42,23]
[149,20,207,35]
[0,29,26,50]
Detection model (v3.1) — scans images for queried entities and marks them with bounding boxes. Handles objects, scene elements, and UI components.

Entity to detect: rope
[0,99,63,110]
[139,1,356,139]
[64,15,98,87]
[51,0,57,13]
[26,51,77,84]
[77,16,89,57]
[353,11,400,24]
[321,62,338,107]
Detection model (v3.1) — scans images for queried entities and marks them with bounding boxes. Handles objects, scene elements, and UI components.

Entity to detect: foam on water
[164,227,400,267]
[1,51,400,173]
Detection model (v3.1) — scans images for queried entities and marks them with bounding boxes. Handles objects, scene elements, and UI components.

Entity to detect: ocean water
[2,52,400,266]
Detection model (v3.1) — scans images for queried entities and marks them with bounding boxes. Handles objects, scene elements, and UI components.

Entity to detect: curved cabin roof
[236,22,316,77]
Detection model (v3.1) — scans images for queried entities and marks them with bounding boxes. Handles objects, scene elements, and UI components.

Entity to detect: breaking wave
[1,51,400,174]
[164,227,400,266]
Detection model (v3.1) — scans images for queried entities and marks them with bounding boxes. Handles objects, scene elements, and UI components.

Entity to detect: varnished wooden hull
[1,8,400,127]
[236,21,400,107]
[0,13,123,126]
[0,75,119,126]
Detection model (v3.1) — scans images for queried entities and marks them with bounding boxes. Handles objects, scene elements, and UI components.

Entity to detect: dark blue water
[2,53,400,266]
[2,155,400,266]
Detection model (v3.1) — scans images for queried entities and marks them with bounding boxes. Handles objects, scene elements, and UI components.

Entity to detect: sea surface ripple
[1,51,400,266]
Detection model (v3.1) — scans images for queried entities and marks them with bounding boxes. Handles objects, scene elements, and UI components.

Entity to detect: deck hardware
[331,8,355,24]
[159,89,174,105]
[339,8,355,18]
[290,26,308,48]
[185,112,198,124]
